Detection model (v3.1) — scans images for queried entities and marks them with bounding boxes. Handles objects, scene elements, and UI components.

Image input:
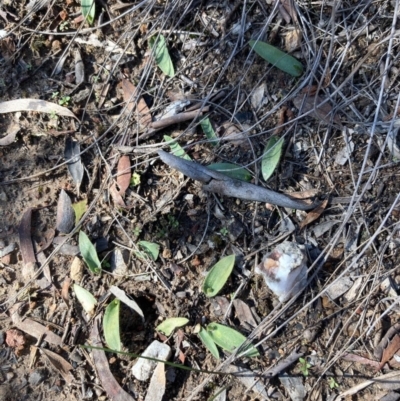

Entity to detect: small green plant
[49,110,58,119]
[132,226,141,237]
[328,377,339,389]
[298,357,311,377]
[156,215,179,238]
[130,172,141,187]
[167,214,179,230]
[59,21,69,31]
[51,91,59,99]
[220,227,229,236]
[59,95,71,106]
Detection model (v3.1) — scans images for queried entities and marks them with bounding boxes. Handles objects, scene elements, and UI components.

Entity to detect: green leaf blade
[72,199,87,227]
[81,0,95,25]
[197,326,219,359]
[138,241,160,261]
[164,135,191,160]
[200,118,218,146]
[202,254,235,298]
[249,40,303,77]
[207,163,252,182]
[261,136,284,181]
[156,317,189,336]
[149,34,175,77]
[206,323,259,357]
[103,299,121,351]
[79,231,101,274]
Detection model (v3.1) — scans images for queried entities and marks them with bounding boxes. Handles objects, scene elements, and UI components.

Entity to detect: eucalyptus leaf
[138,241,160,261]
[149,34,175,77]
[156,317,189,336]
[164,135,191,160]
[73,284,97,314]
[249,40,303,77]
[103,299,121,351]
[79,231,101,274]
[56,189,75,234]
[202,254,235,297]
[72,199,87,227]
[200,117,218,146]
[207,163,252,182]
[206,323,259,357]
[261,136,284,181]
[81,0,95,25]
[197,326,219,359]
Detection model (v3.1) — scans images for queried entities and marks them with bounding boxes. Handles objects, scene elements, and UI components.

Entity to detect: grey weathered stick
[158,150,316,211]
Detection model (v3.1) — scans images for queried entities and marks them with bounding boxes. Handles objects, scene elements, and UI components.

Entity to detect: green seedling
[328,377,339,389]
[298,357,311,377]
[59,96,71,106]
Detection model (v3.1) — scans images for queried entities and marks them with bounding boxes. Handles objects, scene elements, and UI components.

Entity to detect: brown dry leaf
[90,316,135,401]
[0,123,20,146]
[341,353,380,370]
[299,199,328,230]
[219,122,250,149]
[61,277,71,305]
[120,79,152,127]
[285,28,302,52]
[0,99,78,119]
[109,183,126,208]
[116,155,131,196]
[38,347,74,385]
[97,82,110,108]
[280,0,298,23]
[293,94,342,126]
[379,333,400,370]
[18,208,36,266]
[10,305,63,346]
[233,299,258,330]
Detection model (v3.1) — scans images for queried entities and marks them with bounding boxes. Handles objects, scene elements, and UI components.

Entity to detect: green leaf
[72,199,87,226]
[207,163,252,182]
[73,284,97,314]
[206,323,259,357]
[202,254,235,298]
[156,317,189,336]
[149,34,175,77]
[130,172,141,187]
[249,40,303,77]
[200,118,218,146]
[103,299,121,351]
[138,241,160,261]
[81,0,95,25]
[197,326,219,359]
[164,135,191,160]
[261,136,284,181]
[79,231,101,274]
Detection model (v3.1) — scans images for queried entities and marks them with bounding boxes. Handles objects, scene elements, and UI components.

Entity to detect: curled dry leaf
[90,316,136,401]
[18,208,36,266]
[293,94,342,126]
[38,347,74,385]
[299,198,328,230]
[6,329,26,355]
[64,137,84,195]
[255,241,308,302]
[116,155,131,196]
[0,123,19,146]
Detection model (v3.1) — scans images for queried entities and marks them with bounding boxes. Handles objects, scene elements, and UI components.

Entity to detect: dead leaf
[74,49,85,85]
[97,82,110,108]
[120,79,151,127]
[64,137,84,195]
[379,333,400,370]
[232,299,258,330]
[37,347,74,385]
[15,318,63,346]
[144,362,166,401]
[62,277,71,305]
[116,155,131,196]
[280,0,298,23]
[109,183,126,208]
[299,199,328,230]
[341,353,380,370]
[285,28,302,52]
[18,208,36,266]
[90,316,135,401]
[0,123,19,146]
[56,190,75,234]
[219,122,250,149]
[70,257,84,282]
[293,94,342,126]
[0,99,78,119]
[6,329,26,355]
